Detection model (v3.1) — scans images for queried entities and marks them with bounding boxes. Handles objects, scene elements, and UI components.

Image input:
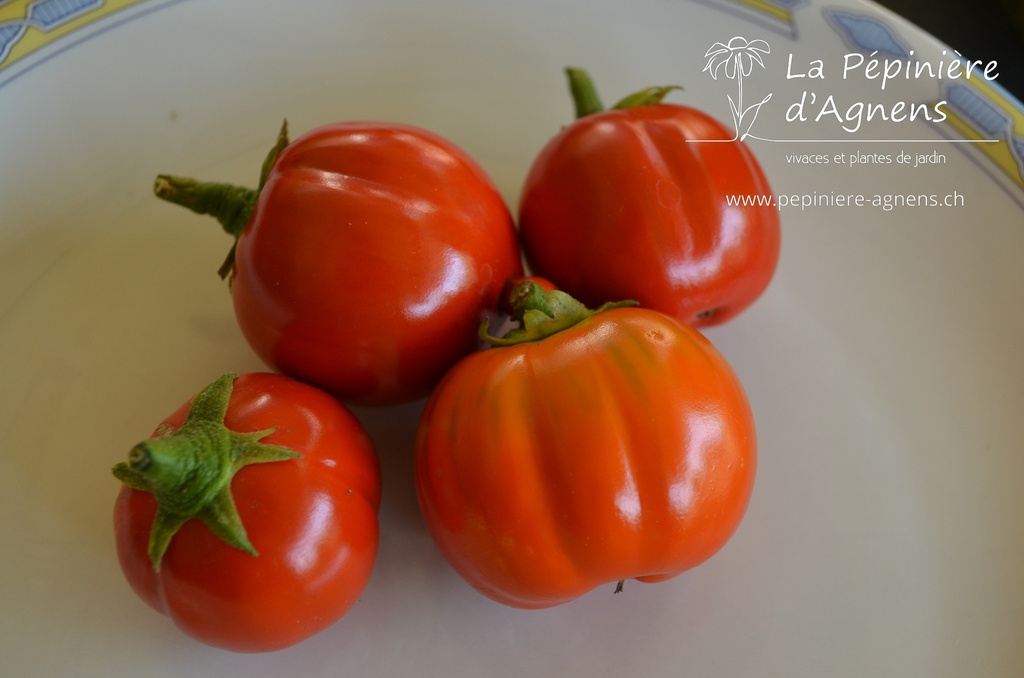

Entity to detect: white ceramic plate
[2,0,1022,675]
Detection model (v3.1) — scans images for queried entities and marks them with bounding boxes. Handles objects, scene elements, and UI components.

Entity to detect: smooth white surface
[2,0,1022,675]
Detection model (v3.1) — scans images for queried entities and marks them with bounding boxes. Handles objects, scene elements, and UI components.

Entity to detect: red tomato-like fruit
[519,68,780,327]
[112,373,381,652]
[415,282,756,609]
[155,121,523,406]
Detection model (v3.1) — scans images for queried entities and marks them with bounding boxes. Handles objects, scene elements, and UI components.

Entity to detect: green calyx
[480,280,637,347]
[565,67,682,119]
[112,373,301,571]
[153,120,291,281]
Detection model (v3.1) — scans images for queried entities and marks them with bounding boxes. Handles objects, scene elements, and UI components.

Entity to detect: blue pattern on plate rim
[0,0,103,64]
[823,8,910,59]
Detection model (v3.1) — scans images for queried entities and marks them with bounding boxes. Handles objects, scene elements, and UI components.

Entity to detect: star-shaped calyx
[480,279,637,347]
[112,373,301,571]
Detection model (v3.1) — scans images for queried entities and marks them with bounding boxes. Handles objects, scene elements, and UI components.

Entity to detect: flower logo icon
[703,37,773,140]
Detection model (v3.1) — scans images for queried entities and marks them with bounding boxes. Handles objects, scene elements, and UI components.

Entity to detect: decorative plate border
[1,0,148,71]
[691,0,807,38]
[823,6,1024,200]
[0,0,194,91]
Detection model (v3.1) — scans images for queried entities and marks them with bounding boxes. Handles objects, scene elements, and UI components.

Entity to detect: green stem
[565,67,682,119]
[565,67,605,118]
[153,120,291,281]
[112,373,301,571]
[480,280,637,347]
[152,176,257,239]
[610,84,683,110]
[505,278,555,324]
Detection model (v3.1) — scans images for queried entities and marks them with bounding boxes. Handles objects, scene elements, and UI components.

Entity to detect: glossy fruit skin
[518,104,780,327]
[232,122,523,406]
[414,307,756,609]
[113,373,381,652]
